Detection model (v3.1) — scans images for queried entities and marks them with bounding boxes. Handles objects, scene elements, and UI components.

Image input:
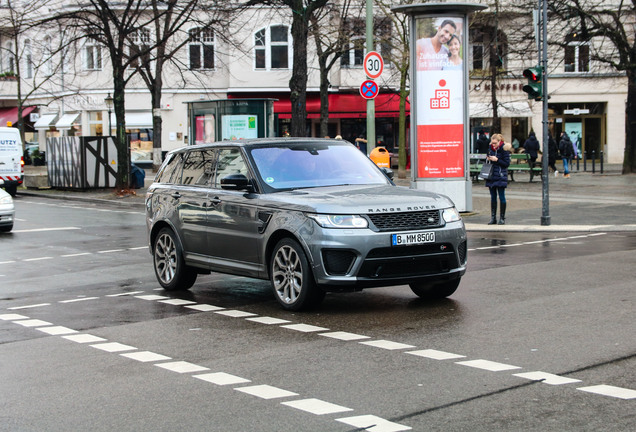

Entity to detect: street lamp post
[104,93,113,136]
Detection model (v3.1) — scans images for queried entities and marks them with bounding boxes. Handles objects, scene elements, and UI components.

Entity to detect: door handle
[209,196,221,205]
[171,192,181,199]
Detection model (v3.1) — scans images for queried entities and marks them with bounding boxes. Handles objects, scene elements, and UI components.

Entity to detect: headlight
[307,214,368,229]
[0,195,13,205]
[442,207,461,223]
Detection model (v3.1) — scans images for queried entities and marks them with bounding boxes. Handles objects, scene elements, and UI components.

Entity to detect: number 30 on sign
[364,51,384,79]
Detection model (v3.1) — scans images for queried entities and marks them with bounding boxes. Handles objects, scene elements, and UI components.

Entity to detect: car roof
[172,138,350,154]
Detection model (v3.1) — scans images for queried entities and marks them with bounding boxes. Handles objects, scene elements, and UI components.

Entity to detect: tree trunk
[318,56,329,138]
[113,68,129,190]
[624,69,636,174]
[289,3,308,137]
[152,68,164,172]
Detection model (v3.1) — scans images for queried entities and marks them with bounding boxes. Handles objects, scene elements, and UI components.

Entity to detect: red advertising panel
[415,16,465,178]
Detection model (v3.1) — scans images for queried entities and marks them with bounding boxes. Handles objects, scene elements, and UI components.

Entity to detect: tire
[409,278,461,300]
[153,227,197,291]
[5,184,17,197]
[270,238,324,311]
[0,224,12,233]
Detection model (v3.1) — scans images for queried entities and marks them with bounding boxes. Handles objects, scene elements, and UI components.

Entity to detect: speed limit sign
[364,51,384,79]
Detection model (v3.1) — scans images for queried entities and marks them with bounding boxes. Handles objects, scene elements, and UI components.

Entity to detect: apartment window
[564,44,589,73]
[84,40,102,70]
[129,28,151,68]
[24,39,33,78]
[5,41,15,73]
[470,26,507,72]
[341,19,365,68]
[254,25,290,70]
[189,28,215,70]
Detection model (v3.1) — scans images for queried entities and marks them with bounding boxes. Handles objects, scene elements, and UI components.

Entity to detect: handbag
[478,161,494,180]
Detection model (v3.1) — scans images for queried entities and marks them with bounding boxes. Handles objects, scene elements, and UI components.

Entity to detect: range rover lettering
[146,138,467,310]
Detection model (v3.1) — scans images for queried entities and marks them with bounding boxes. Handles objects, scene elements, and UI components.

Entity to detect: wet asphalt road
[1,197,634,431]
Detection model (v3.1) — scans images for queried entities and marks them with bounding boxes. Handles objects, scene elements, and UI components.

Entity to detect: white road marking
[235,384,298,400]
[155,361,209,374]
[23,257,53,262]
[0,261,16,265]
[135,295,169,301]
[185,304,225,312]
[577,385,636,400]
[246,316,291,325]
[513,371,582,385]
[121,351,172,363]
[107,291,145,297]
[59,297,99,303]
[281,323,329,332]
[406,349,466,360]
[360,340,416,350]
[0,313,29,320]
[193,372,251,386]
[336,415,412,432]
[282,398,353,415]
[62,334,107,344]
[214,310,257,318]
[14,319,52,327]
[97,249,125,254]
[128,246,147,250]
[61,252,92,257]
[8,303,50,310]
[11,227,81,233]
[37,326,78,336]
[456,359,522,372]
[159,299,196,306]
[90,342,137,353]
[319,331,370,341]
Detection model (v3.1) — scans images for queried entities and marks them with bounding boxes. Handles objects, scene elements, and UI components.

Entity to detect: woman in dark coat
[523,131,540,168]
[486,133,512,225]
[548,132,559,176]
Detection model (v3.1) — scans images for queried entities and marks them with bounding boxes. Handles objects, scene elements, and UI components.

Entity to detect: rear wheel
[5,184,17,197]
[409,278,460,300]
[270,238,324,311]
[153,227,197,291]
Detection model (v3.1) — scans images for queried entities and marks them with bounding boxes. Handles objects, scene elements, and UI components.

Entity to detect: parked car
[145,138,467,310]
[0,179,15,232]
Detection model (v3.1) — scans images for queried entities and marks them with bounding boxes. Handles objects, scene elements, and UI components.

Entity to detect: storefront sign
[221,115,258,140]
[415,16,465,178]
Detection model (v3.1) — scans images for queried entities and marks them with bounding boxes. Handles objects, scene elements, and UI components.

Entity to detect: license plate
[392,231,435,246]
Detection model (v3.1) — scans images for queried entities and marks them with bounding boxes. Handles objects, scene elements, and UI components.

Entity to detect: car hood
[258,184,454,214]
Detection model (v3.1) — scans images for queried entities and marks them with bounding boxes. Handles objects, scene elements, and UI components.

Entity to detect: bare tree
[548,0,636,174]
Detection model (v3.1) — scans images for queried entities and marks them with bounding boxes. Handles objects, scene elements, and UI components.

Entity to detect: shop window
[128,128,153,163]
[254,25,290,70]
[88,111,103,136]
[189,28,215,70]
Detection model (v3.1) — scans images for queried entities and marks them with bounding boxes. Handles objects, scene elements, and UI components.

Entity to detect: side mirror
[220,173,253,191]
[381,167,394,180]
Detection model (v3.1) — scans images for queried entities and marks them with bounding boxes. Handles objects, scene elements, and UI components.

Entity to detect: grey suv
[146,138,467,310]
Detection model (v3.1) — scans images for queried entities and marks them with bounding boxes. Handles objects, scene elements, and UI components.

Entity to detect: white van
[0,127,24,196]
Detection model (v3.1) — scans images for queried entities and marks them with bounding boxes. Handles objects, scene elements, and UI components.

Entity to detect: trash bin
[370,147,391,168]
[130,163,145,189]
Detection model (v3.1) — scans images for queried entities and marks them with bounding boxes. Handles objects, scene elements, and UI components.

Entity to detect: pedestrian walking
[523,131,540,169]
[476,130,489,154]
[559,132,575,178]
[548,132,559,176]
[486,133,512,225]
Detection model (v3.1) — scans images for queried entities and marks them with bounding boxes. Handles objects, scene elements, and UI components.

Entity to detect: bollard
[592,150,596,173]
[600,151,604,174]
[576,153,580,171]
[583,150,587,172]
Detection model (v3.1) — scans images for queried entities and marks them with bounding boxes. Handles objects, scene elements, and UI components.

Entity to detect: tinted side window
[214,148,248,187]
[181,150,216,186]
[156,153,184,184]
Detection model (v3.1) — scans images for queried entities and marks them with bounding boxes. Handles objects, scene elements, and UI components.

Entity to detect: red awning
[0,106,36,127]
[228,93,409,119]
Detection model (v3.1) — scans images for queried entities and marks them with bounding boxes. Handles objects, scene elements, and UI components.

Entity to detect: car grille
[458,240,467,265]
[358,244,459,279]
[366,210,442,232]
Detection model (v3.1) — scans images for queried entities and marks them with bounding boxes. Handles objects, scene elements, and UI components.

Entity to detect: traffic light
[522,66,543,101]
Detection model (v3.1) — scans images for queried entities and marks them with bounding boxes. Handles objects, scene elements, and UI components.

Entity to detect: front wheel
[153,227,197,291]
[409,278,460,300]
[270,238,324,311]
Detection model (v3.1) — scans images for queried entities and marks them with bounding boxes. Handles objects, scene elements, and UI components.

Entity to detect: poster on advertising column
[415,16,465,178]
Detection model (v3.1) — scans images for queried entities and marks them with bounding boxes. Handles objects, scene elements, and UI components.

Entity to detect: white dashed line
[37,326,78,336]
[159,299,196,306]
[107,291,145,297]
[513,371,582,385]
[8,303,50,310]
[577,385,636,400]
[282,398,353,415]
[406,349,466,360]
[246,316,291,325]
[359,340,416,350]
[0,313,29,320]
[59,297,99,303]
[281,323,329,333]
[456,359,522,372]
[235,384,299,400]
[319,331,370,341]
[97,249,125,254]
[135,295,169,301]
[23,257,53,262]
[155,361,209,374]
[194,372,251,386]
[336,415,413,432]
[185,304,225,312]
[214,310,257,318]
[90,342,137,353]
[14,319,52,327]
[121,351,172,363]
[62,334,107,344]
[61,252,92,257]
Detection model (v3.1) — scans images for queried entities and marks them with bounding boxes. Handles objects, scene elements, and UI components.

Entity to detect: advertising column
[393,3,487,212]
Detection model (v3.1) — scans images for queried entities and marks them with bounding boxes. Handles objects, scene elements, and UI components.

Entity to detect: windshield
[249,142,390,191]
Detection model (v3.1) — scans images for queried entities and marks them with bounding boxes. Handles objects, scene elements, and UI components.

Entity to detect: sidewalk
[18,163,636,232]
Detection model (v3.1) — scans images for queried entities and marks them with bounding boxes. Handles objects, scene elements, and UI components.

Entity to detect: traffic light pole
[540,0,550,225]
